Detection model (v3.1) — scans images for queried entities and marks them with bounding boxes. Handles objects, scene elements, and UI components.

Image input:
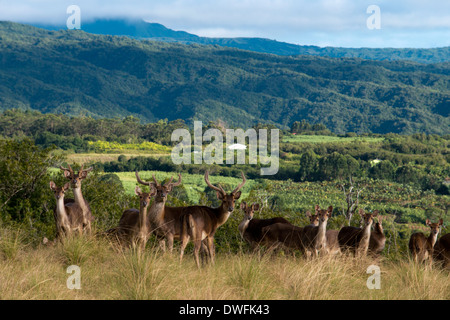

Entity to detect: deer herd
[49,165,450,269]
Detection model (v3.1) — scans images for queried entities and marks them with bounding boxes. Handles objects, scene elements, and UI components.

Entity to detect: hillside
[0,21,449,134]
[36,19,450,64]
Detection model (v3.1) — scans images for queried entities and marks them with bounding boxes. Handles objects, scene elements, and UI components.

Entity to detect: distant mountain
[34,18,450,64]
[0,21,449,134]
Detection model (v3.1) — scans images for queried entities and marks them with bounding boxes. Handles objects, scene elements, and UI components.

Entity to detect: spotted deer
[60,164,95,234]
[338,209,379,256]
[409,219,443,265]
[49,181,85,239]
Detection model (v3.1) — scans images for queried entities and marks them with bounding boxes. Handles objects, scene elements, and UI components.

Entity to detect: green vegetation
[0,21,449,134]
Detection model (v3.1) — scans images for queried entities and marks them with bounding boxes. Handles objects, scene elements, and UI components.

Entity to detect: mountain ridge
[32,18,450,64]
[0,21,449,135]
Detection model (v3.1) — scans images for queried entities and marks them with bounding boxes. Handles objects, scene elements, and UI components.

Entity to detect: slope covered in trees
[0,21,449,134]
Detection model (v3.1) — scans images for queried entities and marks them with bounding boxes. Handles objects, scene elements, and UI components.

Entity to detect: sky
[0,0,449,48]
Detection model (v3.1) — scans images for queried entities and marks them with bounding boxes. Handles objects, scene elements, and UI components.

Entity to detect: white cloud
[0,0,449,47]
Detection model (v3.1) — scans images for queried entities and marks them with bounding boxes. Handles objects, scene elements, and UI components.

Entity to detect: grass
[0,229,448,300]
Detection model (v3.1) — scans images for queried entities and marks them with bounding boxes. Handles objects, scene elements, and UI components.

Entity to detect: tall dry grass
[0,229,448,300]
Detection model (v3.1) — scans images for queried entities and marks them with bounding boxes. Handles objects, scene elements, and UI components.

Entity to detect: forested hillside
[0,21,449,134]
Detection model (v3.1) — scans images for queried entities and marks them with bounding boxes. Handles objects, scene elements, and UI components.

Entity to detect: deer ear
[358,208,365,216]
[252,203,260,211]
[216,191,224,200]
[327,206,333,213]
[426,219,431,226]
[305,211,311,217]
[49,181,56,190]
[63,182,71,191]
[315,204,320,213]
[234,191,242,200]
[149,186,157,197]
[372,210,379,217]
[63,170,72,179]
[240,202,247,210]
[135,186,142,196]
[439,218,444,226]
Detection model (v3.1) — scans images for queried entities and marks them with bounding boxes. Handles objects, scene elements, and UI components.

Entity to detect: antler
[60,164,74,174]
[205,170,226,195]
[79,165,93,174]
[166,173,182,187]
[231,171,246,194]
[136,171,155,186]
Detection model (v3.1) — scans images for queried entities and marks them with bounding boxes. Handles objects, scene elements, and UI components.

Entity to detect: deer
[60,164,95,234]
[179,170,246,268]
[338,209,379,256]
[301,205,333,258]
[107,185,156,250]
[259,210,320,254]
[368,215,386,257]
[49,181,85,239]
[135,171,183,252]
[238,201,292,250]
[409,219,443,265]
[433,233,450,269]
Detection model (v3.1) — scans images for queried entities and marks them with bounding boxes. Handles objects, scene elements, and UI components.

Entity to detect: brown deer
[409,219,443,265]
[135,171,183,252]
[302,205,333,258]
[338,209,379,256]
[433,233,450,269]
[179,170,246,267]
[108,185,156,250]
[49,181,85,238]
[238,202,292,250]
[368,215,386,257]
[259,211,320,253]
[60,164,95,234]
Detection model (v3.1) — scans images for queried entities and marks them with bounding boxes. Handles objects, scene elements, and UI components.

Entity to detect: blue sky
[0,0,449,48]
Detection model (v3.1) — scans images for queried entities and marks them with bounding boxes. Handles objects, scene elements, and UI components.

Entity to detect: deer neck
[315,220,327,248]
[148,199,166,227]
[55,197,70,226]
[358,222,373,251]
[427,232,439,249]
[139,204,149,235]
[216,202,232,227]
[72,187,89,213]
[238,218,250,238]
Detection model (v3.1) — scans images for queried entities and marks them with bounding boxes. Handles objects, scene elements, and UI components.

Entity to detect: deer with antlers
[59,164,95,234]
[338,209,379,256]
[135,171,183,252]
[107,184,156,250]
[179,171,246,267]
[409,219,443,265]
[238,202,292,250]
[49,181,85,238]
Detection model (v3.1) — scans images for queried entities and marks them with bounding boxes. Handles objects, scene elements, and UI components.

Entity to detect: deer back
[262,223,305,250]
[244,217,291,244]
[338,226,363,252]
[326,229,340,254]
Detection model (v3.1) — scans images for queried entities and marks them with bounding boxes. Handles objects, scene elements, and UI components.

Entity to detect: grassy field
[282,134,385,144]
[0,231,448,300]
[115,170,258,204]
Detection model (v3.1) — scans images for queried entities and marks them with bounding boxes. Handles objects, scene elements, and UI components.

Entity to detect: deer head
[359,209,378,227]
[205,170,246,213]
[49,181,71,200]
[240,202,260,221]
[314,205,333,224]
[135,171,182,203]
[426,218,444,236]
[306,210,319,226]
[134,185,156,209]
[60,164,93,188]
